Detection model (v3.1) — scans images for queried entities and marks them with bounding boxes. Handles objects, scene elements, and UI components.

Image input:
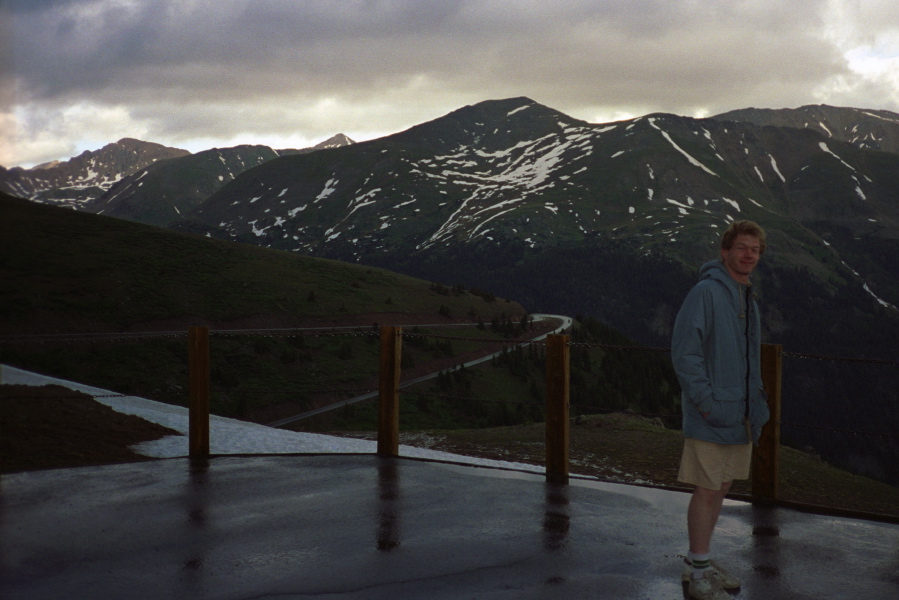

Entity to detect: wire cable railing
[3,326,896,438]
[3,323,897,520]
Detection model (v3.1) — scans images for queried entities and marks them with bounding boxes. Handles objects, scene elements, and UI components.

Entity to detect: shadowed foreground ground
[3,454,899,600]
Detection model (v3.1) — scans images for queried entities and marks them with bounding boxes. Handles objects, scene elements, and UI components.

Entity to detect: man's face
[721,233,762,283]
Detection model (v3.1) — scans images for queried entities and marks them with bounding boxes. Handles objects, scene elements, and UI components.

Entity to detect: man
[671,220,771,600]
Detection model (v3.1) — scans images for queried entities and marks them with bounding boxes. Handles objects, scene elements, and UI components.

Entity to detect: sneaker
[681,559,741,589]
[687,571,732,600]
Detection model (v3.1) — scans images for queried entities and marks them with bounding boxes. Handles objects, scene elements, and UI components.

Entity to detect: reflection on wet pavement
[2,455,897,600]
[377,458,401,552]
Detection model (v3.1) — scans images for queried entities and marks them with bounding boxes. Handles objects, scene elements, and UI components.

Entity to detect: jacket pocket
[705,386,744,429]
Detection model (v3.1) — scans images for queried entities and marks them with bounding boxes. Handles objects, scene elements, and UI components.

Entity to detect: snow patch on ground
[769,155,786,182]
[0,365,548,475]
[315,178,339,202]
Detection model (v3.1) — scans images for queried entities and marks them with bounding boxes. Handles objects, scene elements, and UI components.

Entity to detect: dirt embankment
[1,384,180,474]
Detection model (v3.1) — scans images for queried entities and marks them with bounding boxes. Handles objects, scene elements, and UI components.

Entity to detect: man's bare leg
[687,481,732,554]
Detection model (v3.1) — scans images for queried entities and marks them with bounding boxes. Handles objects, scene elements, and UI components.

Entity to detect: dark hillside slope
[0,192,525,334]
[2,191,682,432]
[0,191,530,420]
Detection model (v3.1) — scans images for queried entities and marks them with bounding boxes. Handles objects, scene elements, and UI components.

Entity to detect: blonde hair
[721,220,766,254]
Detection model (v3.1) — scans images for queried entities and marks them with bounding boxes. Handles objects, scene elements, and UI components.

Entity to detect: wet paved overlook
[2,455,898,599]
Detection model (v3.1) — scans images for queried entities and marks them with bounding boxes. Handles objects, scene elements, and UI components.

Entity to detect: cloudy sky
[2,0,898,168]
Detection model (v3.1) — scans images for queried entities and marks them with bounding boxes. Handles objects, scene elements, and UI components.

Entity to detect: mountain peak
[389,96,587,151]
[32,160,61,170]
[448,96,580,125]
[312,133,355,150]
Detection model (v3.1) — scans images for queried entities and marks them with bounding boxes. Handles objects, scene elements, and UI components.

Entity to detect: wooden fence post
[545,334,570,484]
[752,343,782,501]
[378,326,402,457]
[188,326,210,459]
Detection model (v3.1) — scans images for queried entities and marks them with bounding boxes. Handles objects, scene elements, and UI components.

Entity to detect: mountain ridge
[174,99,899,313]
[0,138,191,209]
[712,103,899,154]
[0,134,355,212]
[86,144,281,227]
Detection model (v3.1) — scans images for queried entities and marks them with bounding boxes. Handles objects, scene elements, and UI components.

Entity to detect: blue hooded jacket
[671,260,770,445]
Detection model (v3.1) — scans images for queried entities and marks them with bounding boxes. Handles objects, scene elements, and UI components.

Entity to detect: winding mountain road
[266,314,572,428]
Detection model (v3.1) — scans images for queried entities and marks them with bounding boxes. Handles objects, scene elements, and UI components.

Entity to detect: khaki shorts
[678,438,752,490]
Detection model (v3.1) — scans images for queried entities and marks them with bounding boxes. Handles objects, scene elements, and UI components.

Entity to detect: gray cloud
[4,0,899,166]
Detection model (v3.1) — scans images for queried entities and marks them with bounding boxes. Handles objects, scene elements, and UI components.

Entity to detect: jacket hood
[699,260,751,294]
[699,259,731,283]
[699,259,747,303]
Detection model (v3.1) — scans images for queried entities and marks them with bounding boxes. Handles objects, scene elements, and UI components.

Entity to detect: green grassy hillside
[1,193,522,333]
[0,192,535,418]
[1,192,680,425]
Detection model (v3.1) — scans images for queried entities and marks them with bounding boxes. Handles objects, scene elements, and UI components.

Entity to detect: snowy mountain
[0,139,191,209]
[86,145,281,226]
[175,97,899,319]
[0,134,355,216]
[82,134,356,226]
[712,104,899,155]
[278,133,356,156]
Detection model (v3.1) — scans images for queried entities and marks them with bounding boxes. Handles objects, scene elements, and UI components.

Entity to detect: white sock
[689,552,711,579]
